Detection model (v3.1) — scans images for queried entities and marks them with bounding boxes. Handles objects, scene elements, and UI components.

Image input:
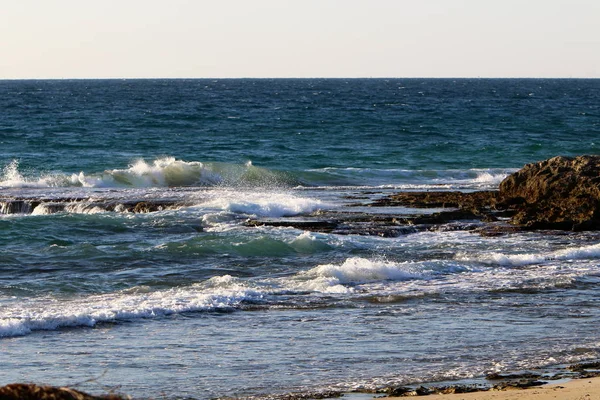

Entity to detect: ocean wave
[301,167,515,190]
[288,257,425,293]
[457,242,600,267]
[0,158,299,189]
[153,232,332,257]
[2,257,425,338]
[1,158,515,190]
[0,277,265,338]
[200,191,324,218]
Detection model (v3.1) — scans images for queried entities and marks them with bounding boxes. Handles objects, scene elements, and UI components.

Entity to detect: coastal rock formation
[0,383,125,400]
[370,190,499,211]
[499,155,600,230]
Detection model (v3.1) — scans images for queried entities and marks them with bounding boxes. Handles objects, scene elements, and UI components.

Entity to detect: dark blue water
[2,79,598,174]
[1,79,600,399]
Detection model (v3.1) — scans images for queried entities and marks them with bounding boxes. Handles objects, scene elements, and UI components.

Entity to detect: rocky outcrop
[0,384,125,400]
[499,155,600,230]
[370,190,499,211]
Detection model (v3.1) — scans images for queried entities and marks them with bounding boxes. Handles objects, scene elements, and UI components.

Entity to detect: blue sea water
[1,79,600,399]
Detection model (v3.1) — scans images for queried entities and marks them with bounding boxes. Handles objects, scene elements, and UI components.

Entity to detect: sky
[1,0,599,79]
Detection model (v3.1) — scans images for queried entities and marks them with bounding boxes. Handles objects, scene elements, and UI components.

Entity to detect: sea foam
[0,158,297,189]
[288,257,424,294]
[0,279,265,338]
[201,191,324,218]
[458,242,600,267]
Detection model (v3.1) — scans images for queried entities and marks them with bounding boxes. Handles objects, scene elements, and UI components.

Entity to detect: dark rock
[384,386,413,396]
[499,155,600,230]
[371,191,499,210]
[568,361,600,371]
[0,383,125,400]
[476,224,524,237]
[486,372,542,380]
[0,197,189,215]
[433,385,483,394]
[492,380,547,390]
[245,218,338,232]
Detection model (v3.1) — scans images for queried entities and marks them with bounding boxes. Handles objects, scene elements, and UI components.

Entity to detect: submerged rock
[499,155,600,230]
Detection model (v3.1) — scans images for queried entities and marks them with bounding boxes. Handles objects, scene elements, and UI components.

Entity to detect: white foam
[458,242,600,267]
[0,158,287,189]
[0,160,72,188]
[78,158,223,188]
[304,166,516,190]
[0,277,265,338]
[286,257,423,293]
[305,257,422,283]
[201,191,324,218]
[289,231,332,253]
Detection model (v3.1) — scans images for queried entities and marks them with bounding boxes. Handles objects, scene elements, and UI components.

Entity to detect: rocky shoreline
[247,155,600,235]
[3,156,600,236]
[220,362,600,400]
[3,362,600,400]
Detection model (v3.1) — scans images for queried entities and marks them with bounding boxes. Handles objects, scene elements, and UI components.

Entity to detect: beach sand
[387,377,600,400]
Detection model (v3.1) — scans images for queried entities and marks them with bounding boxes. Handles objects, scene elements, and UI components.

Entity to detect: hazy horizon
[2,0,599,79]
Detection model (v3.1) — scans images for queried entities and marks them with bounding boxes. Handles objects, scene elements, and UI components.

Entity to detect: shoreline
[386,376,600,400]
[3,376,600,400]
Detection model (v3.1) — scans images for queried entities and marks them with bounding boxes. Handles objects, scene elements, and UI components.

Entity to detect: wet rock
[492,380,547,390]
[486,372,542,380]
[245,218,338,232]
[371,191,499,210]
[0,197,189,215]
[132,202,153,213]
[568,361,600,371]
[383,386,413,396]
[433,385,483,394]
[378,384,484,397]
[0,383,125,400]
[475,224,524,237]
[499,155,600,230]
[235,390,343,400]
[246,207,496,237]
[0,200,39,214]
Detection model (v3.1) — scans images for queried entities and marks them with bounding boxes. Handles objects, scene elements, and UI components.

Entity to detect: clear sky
[1,0,599,79]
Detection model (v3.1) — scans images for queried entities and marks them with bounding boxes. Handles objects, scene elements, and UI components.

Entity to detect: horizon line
[1,76,599,81]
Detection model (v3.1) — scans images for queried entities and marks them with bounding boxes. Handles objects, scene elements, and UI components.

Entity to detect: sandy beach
[388,377,600,400]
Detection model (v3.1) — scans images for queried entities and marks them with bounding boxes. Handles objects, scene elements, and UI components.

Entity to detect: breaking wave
[301,167,515,190]
[0,276,266,338]
[1,158,515,190]
[457,242,600,267]
[0,158,299,189]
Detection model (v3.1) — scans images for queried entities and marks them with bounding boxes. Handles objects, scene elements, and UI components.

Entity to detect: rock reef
[249,155,600,234]
[2,155,599,234]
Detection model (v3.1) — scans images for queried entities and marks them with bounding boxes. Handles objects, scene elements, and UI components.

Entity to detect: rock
[371,190,499,211]
[499,155,600,230]
[486,372,542,380]
[384,386,413,396]
[492,380,547,390]
[568,361,600,372]
[0,383,125,400]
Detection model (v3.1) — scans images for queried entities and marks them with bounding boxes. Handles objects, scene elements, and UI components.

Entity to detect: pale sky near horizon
[1,0,599,79]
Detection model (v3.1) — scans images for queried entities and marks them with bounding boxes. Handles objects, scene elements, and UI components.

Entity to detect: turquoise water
[1,79,600,399]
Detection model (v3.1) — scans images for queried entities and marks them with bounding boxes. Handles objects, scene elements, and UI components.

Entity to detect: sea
[1,78,599,399]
